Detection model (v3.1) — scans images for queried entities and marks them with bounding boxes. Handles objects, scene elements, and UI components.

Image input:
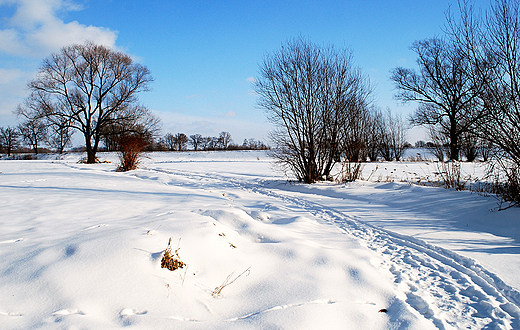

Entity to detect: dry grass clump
[434,161,467,191]
[161,238,186,271]
[337,161,364,183]
[77,157,111,164]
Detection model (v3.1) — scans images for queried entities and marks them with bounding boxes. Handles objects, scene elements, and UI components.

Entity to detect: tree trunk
[85,135,97,163]
[449,118,459,161]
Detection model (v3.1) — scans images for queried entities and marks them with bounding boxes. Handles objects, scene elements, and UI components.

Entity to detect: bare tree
[173,133,188,151]
[456,0,520,164]
[19,41,154,163]
[391,37,484,161]
[255,37,371,183]
[189,134,203,151]
[365,108,383,161]
[18,118,48,155]
[386,109,408,161]
[0,126,20,156]
[163,133,176,151]
[218,131,232,150]
[450,0,520,203]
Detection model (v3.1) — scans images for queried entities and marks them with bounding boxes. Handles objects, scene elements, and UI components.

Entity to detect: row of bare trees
[160,132,268,151]
[0,120,68,156]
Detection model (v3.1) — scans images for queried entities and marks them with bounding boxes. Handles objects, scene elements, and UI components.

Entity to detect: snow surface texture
[0,151,519,329]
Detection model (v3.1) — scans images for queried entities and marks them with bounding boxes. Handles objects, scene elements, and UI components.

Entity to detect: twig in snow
[212,267,251,298]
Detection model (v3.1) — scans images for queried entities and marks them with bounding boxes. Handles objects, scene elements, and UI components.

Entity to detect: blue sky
[0,0,489,145]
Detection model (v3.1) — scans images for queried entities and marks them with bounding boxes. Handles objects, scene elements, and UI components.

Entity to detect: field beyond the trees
[0,151,519,329]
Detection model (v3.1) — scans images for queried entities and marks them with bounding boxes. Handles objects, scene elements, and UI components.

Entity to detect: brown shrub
[117,135,147,172]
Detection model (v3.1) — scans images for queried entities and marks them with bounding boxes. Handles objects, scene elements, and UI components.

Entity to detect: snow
[0,151,519,329]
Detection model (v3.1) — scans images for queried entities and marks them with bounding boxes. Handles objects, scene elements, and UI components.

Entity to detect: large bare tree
[254,37,371,183]
[391,37,484,160]
[453,0,520,164]
[450,0,520,203]
[19,41,154,163]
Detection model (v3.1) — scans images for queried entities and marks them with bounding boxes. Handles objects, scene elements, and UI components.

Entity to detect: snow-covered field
[1,151,519,329]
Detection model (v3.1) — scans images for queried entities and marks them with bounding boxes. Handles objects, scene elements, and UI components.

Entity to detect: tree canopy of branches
[18,41,156,163]
[254,37,371,183]
[451,0,520,165]
[391,37,483,161]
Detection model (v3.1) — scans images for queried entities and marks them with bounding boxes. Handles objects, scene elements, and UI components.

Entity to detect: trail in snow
[144,166,520,329]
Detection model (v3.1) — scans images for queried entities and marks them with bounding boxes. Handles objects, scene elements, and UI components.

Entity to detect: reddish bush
[117,135,147,172]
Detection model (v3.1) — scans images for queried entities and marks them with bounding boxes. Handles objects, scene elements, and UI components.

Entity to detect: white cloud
[0,0,118,57]
[246,77,257,83]
[223,111,236,117]
[0,67,33,116]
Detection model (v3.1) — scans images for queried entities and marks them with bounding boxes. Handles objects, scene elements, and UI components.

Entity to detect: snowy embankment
[0,151,519,329]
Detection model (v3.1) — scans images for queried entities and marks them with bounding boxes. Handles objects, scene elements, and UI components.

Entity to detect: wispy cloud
[0,0,117,57]
[223,111,236,117]
[246,77,257,83]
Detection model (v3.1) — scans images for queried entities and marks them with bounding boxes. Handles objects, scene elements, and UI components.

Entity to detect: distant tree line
[0,124,269,156]
[156,131,269,152]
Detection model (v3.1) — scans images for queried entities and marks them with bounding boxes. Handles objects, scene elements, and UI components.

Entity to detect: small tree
[173,133,188,151]
[0,126,20,156]
[18,118,48,155]
[218,131,233,150]
[386,109,407,161]
[365,109,383,162]
[163,133,176,151]
[460,131,479,162]
[189,134,203,151]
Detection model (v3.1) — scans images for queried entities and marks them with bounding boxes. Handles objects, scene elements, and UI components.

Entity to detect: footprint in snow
[50,309,85,323]
[119,308,148,326]
[52,309,85,316]
[120,308,148,316]
[0,311,22,316]
[0,238,24,244]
